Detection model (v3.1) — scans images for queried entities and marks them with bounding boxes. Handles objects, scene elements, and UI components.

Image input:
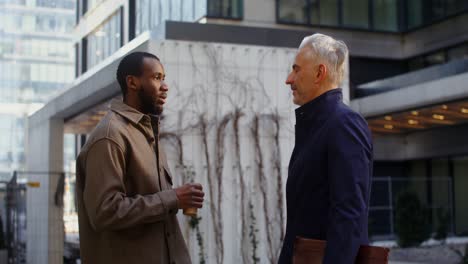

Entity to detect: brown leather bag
[293,237,390,264]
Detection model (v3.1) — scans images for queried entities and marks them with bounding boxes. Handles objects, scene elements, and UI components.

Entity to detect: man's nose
[286,73,294,85]
[161,82,168,91]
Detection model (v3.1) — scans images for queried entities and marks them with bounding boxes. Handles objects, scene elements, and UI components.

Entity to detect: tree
[395,190,431,247]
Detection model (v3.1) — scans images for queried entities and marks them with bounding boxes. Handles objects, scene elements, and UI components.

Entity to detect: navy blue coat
[278,89,373,264]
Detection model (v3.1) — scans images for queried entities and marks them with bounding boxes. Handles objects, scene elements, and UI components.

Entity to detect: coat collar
[110,99,161,139]
[295,88,343,124]
[110,99,145,125]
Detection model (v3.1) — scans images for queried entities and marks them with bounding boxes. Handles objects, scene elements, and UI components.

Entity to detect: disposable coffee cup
[183,207,198,217]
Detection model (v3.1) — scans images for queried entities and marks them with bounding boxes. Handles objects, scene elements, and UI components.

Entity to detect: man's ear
[314,64,327,84]
[126,75,140,92]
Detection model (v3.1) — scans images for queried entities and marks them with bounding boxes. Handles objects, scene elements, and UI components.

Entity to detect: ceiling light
[441,105,448,110]
[82,120,94,126]
[384,124,394,129]
[384,116,392,121]
[408,119,419,125]
[411,111,419,116]
[432,114,445,120]
[461,108,468,114]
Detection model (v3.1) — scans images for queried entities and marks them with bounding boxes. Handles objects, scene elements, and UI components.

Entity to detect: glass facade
[0,0,75,180]
[278,0,308,24]
[77,0,245,75]
[208,0,242,19]
[406,0,423,29]
[318,0,338,26]
[406,0,468,30]
[409,0,468,29]
[86,10,122,70]
[135,0,209,36]
[36,0,75,9]
[0,115,25,170]
[278,0,468,32]
[373,0,398,31]
[342,0,369,29]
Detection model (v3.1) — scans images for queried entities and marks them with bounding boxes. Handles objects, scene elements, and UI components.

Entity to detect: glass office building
[0,0,75,181]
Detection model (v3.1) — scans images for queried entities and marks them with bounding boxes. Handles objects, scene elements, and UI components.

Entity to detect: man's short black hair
[116,52,160,97]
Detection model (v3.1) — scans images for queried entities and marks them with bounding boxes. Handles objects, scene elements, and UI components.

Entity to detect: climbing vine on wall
[157,41,292,264]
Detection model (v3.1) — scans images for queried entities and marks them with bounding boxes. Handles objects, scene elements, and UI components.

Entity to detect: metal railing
[369,176,454,239]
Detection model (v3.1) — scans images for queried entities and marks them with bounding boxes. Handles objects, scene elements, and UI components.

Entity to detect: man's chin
[154,106,164,115]
[146,105,164,115]
[292,98,301,106]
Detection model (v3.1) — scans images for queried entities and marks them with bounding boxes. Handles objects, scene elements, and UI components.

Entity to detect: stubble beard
[138,88,163,115]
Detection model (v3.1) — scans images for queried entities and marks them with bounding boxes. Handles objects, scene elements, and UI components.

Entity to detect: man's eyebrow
[292,64,300,70]
[153,72,165,77]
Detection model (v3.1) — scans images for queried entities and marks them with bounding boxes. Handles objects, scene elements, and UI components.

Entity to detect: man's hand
[174,183,204,209]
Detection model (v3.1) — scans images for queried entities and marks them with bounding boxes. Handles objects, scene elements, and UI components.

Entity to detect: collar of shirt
[294,88,343,125]
[110,99,160,142]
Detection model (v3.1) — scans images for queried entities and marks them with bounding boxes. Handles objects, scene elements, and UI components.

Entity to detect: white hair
[299,33,348,85]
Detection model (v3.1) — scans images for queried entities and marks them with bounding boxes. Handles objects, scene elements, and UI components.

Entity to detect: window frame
[206,0,244,20]
[275,0,468,33]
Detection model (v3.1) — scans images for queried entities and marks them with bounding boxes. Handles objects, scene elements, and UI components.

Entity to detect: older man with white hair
[278,33,373,264]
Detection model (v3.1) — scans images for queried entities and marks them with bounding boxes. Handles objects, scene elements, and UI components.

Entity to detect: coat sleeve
[82,138,179,232]
[323,113,372,264]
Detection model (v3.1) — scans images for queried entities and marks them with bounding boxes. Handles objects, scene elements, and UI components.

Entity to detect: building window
[135,0,151,36]
[171,0,182,21]
[406,0,423,29]
[278,0,468,32]
[2,0,26,5]
[75,43,79,78]
[36,0,75,9]
[132,0,209,40]
[76,0,80,25]
[318,0,339,26]
[342,0,369,29]
[278,0,308,24]
[373,0,398,31]
[406,0,468,30]
[81,0,88,16]
[86,11,122,70]
[81,38,87,74]
[35,15,74,33]
[208,0,243,19]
